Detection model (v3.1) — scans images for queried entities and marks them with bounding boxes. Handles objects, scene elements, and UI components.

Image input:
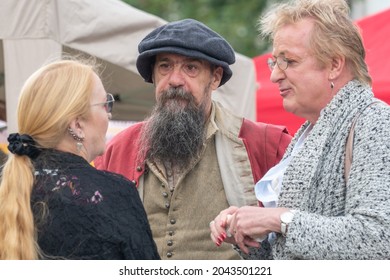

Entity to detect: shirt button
[166,252,173,258]
[167,240,173,246]
[136,166,142,172]
[170,219,176,224]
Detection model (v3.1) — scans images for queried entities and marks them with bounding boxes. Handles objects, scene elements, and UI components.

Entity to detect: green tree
[121,0,272,57]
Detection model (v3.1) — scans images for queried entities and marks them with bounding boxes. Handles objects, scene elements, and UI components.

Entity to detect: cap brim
[136,47,233,87]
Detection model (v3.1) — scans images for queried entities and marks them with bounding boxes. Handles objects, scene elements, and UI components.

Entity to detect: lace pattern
[31,149,160,260]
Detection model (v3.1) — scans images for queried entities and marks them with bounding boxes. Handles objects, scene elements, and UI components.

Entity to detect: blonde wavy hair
[0,58,98,259]
[259,0,372,85]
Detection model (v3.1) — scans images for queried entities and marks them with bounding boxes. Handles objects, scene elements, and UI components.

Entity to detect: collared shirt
[255,124,313,207]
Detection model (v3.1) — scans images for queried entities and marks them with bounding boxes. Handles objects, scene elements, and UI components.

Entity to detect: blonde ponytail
[0,155,39,259]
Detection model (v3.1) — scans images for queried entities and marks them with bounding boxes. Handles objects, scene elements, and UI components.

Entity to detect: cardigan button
[167,240,173,246]
[166,252,173,258]
[165,202,170,209]
[162,192,168,197]
[170,219,176,224]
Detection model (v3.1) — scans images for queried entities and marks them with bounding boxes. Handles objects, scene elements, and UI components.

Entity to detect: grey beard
[139,87,207,168]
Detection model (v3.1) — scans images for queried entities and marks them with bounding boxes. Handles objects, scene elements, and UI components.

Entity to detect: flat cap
[136,18,235,87]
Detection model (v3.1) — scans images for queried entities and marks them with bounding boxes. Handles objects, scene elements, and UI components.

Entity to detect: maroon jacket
[95,119,291,188]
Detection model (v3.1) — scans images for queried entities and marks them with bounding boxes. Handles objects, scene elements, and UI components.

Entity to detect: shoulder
[94,168,136,190]
[356,101,390,139]
[33,166,137,206]
[81,169,141,207]
[242,119,289,132]
[240,119,291,144]
[94,122,145,170]
[238,119,292,180]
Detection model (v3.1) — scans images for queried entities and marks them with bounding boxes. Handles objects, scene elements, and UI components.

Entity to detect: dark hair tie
[7,133,41,159]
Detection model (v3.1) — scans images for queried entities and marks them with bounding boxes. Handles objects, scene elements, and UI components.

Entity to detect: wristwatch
[280,210,297,237]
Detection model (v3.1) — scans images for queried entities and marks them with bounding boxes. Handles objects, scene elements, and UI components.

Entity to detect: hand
[209,206,263,251]
[229,206,289,254]
[209,206,238,246]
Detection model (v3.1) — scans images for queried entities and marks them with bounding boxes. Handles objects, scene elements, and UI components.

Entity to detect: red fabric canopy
[254,8,390,135]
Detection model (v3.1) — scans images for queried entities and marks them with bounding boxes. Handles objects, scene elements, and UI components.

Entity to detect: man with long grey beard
[95,18,292,260]
[138,87,207,170]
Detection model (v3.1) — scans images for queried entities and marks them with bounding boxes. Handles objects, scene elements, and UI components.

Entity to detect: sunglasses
[91,93,115,113]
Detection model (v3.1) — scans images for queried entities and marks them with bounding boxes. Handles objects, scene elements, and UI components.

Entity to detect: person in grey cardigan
[209,0,390,259]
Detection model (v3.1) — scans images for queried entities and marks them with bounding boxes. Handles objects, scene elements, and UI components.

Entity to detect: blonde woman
[0,59,159,260]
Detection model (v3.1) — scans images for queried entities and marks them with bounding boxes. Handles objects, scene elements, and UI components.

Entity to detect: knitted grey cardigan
[244,80,390,259]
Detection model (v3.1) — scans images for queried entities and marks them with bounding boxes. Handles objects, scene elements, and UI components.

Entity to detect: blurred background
[1,0,389,149]
[122,0,390,58]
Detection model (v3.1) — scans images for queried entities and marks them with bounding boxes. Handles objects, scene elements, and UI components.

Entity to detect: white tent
[0,0,256,134]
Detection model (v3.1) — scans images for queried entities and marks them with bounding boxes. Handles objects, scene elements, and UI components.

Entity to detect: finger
[235,233,249,254]
[225,235,237,243]
[210,207,239,246]
[219,207,238,228]
[210,230,221,245]
[234,229,245,247]
[219,213,229,228]
[225,214,233,237]
[210,218,227,245]
[209,220,219,242]
[243,236,261,248]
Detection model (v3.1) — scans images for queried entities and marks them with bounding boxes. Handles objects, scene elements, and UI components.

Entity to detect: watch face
[281,211,294,223]
[281,211,295,236]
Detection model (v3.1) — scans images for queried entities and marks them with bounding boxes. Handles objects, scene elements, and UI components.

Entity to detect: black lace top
[31,149,160,260]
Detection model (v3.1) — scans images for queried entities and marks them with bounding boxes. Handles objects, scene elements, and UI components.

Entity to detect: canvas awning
[0,0,257,134]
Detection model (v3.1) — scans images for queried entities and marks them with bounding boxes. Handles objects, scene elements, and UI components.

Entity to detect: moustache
[159,88,195,104]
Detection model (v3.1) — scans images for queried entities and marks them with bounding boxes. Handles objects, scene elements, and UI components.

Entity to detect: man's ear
[211,66,223,90]
[329,55,345,80]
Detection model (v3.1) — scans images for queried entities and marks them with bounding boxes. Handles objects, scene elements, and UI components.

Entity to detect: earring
[330,82,335,89]
[68,127,84,152]
[76,142,83,153]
